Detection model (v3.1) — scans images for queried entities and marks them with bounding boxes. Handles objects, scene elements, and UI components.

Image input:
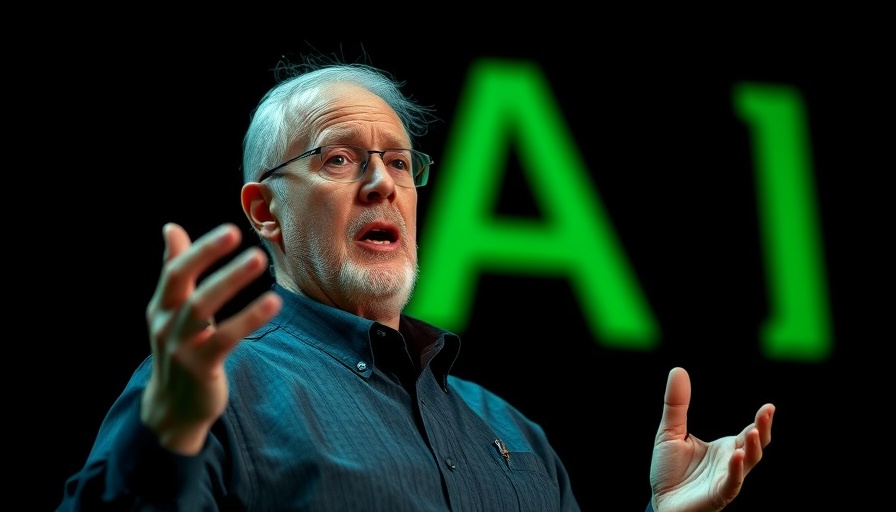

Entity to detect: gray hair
[242,61,438,184]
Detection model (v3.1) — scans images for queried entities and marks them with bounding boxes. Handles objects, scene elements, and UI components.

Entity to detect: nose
[358,152,396,202]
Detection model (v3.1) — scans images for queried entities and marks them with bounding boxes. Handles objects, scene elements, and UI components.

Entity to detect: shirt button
[376,329,386,337]
[445,458,457,470]
[356,361,368,372]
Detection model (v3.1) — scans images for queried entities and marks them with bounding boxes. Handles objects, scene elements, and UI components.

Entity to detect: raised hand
[140,223,282,454]
[649,367,775,512]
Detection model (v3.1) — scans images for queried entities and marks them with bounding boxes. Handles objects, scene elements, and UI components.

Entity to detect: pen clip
[494,438,510,463]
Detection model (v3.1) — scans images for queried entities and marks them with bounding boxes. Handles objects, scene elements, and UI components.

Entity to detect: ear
[241,182,281,243]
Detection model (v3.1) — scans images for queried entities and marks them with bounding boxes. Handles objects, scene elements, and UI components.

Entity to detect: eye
[386,151,412,171]
[325,154,348,166]
[321,147,360,168]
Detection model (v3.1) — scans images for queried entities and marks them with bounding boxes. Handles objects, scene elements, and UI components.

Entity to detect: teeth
[370,240,391,245]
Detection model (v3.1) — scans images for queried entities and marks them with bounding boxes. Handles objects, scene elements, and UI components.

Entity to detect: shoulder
[225,324,334,380]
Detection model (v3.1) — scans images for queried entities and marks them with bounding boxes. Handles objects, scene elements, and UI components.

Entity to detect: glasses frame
[257,145,433,187]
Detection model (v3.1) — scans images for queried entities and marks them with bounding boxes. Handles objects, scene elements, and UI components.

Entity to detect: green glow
[734,83,832,361]
[407,59,658,349]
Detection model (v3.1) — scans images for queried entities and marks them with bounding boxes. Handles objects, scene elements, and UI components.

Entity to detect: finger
[657,367,691,440]
[212,291,283,359]
[719,445,746,502]
[165,246,279,370]
[162,222,192,264]
[742,427,763,470]
[733,402,774,468]
[157,223,243,308]
[184,246,271,326]
[755,403,775,447]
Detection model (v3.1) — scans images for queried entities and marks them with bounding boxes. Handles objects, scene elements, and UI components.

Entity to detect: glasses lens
[316,146,365,183]
[386,149,423,188]
[410,150,430,187]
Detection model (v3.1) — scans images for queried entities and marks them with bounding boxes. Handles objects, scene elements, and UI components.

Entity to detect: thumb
[658,367,691,440]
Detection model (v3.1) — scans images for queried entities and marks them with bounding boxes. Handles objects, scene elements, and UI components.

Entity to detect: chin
[339,261,417,305]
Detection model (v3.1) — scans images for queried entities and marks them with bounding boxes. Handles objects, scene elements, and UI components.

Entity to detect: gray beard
[337,257,418,315]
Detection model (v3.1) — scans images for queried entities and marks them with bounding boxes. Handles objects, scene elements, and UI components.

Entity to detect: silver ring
[189,318,213,331]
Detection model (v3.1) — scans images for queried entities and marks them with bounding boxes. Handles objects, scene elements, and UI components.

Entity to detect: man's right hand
[140,222,282,455]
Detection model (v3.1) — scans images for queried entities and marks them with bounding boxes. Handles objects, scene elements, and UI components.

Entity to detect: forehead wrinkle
[315,123,409,149]
[299,84,411,150]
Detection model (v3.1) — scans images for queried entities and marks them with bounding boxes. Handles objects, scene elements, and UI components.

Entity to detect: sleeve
[56,359,220,511]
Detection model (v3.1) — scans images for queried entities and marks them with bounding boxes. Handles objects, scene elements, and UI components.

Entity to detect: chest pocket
[497,451,562,512]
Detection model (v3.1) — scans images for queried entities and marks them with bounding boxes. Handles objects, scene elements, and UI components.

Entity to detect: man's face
[268,82,419,321]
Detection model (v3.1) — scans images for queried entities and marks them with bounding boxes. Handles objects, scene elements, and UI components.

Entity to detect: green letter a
[406,59,658,350]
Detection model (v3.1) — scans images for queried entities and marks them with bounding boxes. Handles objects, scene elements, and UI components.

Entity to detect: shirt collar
[262,284,461,386]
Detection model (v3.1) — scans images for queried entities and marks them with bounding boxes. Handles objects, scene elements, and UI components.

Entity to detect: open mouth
[358,223,399,245]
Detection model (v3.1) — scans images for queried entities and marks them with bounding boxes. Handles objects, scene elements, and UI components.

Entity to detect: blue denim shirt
[59,284,581,511]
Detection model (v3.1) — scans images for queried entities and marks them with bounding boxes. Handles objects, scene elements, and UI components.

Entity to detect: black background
[32,36,889,511]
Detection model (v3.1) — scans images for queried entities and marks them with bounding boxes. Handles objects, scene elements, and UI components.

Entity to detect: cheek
[307,191,353,238]
[405,217,417,245]
[279,189,335,241]
[402,201,418,248]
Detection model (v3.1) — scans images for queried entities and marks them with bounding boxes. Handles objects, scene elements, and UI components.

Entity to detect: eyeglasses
[258,145,433,188]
